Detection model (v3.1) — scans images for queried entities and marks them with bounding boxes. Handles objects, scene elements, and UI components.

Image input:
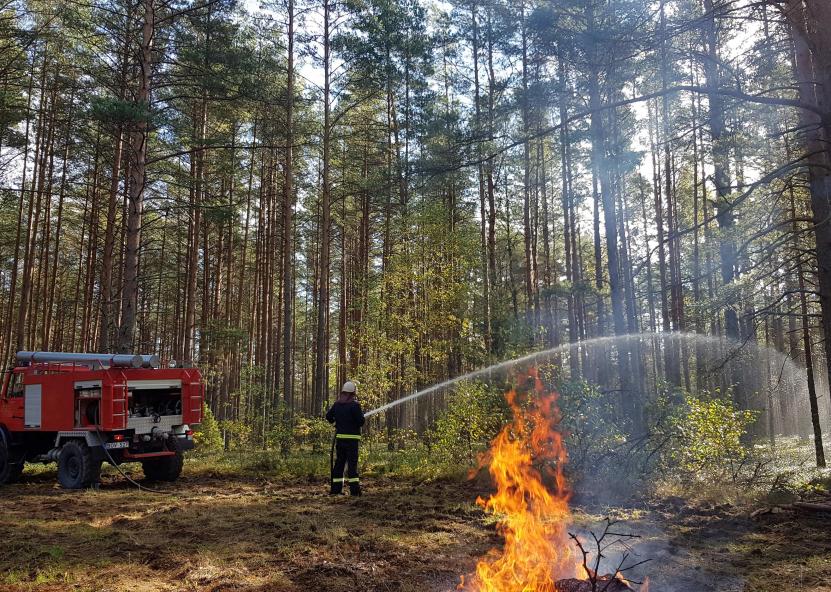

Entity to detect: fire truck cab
[0,351,203,489]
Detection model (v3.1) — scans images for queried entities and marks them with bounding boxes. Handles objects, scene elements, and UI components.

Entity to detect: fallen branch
[568,519,649,592]
[792,501,831,513]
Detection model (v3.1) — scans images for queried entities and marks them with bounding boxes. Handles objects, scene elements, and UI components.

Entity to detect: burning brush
[461,370,647,592]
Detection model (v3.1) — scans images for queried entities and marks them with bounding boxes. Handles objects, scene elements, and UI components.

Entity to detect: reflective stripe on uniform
[347,478,359,483]
[332,478,345,483]
[336,433,361,440]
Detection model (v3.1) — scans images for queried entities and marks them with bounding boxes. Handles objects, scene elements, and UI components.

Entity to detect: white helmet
[341,381,357,394]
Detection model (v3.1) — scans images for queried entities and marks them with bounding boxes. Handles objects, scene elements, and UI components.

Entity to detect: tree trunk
[471,0,491,355]
[702,0,738,341]
[786,0,831,415]
[16,46,51,353]
[98,14,132,353]
[312,0,332,416]
[558,59,579,377]
[3,51,36,362]
[520,3,535,338]
[282,0,295,410]
[790,184,826,467]
[117,0,154,353]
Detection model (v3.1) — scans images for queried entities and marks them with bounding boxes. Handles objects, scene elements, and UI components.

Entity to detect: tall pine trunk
[117,0,154,353]
[282,0,296,410]
[312,0,332,415]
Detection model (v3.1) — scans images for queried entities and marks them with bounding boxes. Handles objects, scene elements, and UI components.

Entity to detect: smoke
[567,515,746,592]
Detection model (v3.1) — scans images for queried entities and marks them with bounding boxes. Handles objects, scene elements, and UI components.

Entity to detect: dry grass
[2,459,831,591]
[0,463,493,592]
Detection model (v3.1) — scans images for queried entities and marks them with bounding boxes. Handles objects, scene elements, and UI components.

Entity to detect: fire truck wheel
[57,440,102,490]
[142,437,183,482]
[0,431,22,485]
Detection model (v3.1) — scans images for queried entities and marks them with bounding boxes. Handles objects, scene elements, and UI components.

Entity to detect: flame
[467,370,582,592]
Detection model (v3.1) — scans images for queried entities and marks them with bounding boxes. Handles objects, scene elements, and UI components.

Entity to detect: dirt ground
[1,465,831,592]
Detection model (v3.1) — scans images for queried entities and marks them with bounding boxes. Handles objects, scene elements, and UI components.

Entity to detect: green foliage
[219,419,254,451]
[668,391,758,480]
[265,404,295,455]
[426,381,509,469]
[293,416,333,452]
[552,379,766,499]
[0,0,817,502]
[195,404,223,452]
[202,321,248,350]
[379,427,419,452]
[557,380,628,478]
[88,96,152,125]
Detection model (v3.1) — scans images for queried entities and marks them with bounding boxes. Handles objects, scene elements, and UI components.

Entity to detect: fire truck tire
[57,440,101,489]
[142,437,183,482]
[0,441,20,485]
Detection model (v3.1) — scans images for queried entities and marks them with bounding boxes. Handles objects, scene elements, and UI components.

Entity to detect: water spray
[362,332,812,429]
[364,333,650,418]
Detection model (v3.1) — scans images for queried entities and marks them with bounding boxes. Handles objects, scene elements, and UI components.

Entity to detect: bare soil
[1,466,830,592]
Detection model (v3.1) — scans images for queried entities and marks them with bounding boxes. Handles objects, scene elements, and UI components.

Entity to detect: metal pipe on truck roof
[16,351,144,368]
[140,355,161,369]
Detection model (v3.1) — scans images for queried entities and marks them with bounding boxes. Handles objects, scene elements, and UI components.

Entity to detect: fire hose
[329,433,337,481]
[95,428,169,495]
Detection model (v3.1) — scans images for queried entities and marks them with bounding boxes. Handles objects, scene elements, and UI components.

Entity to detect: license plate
[104,441,129,449]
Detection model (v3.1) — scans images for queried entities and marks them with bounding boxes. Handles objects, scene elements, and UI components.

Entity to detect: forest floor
[1,461,831,592]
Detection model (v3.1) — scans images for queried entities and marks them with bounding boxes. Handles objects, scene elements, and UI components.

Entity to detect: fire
[467,370,582,592]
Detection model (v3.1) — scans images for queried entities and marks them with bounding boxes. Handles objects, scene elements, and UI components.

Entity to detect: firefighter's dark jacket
[325,399,365,437]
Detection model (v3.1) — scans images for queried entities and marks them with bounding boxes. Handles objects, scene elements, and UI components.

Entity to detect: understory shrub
[266,404,295,455]
[195,377,824,496]
[557,380,628,475]
[553,380,767,500]
[293,416,333,452]
[194,404,223,452]
[667,390,758,481]
[218,419,254,451]
[425,381,509,472]
[555,379,634,501]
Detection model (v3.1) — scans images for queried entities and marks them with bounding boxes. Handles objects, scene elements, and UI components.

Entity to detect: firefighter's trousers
[331,438,360,495]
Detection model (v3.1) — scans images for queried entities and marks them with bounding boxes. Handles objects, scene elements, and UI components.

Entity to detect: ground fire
[462,370,636,592]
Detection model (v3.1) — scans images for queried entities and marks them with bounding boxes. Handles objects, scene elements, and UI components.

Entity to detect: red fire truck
[0,351,203,489]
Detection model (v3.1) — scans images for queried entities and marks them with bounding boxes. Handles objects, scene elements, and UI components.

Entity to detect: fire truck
[0,351,203,489]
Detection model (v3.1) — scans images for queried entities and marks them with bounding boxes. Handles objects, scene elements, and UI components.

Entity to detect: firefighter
[325,381,365,496]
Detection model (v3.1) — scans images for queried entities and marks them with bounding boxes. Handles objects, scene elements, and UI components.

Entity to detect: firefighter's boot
[348,477,361,496]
